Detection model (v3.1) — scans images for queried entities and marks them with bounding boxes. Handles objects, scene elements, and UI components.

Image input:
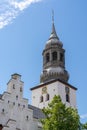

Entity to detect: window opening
[66,94,70,102]
[60,53,64,61]
[46,94,50,101]
[46,53,50,63]
[65,87,69,94]
[26,115,29,120]
[18,103,20,107]
[16,95,18,100]
[20,87,22,92]
[65,87,70,102]
[2,109,4,113]
[13,102,15,105]
[13,84,15,89]
[40,95,43,103]
[23,105,25,108]
[52,51,57,61]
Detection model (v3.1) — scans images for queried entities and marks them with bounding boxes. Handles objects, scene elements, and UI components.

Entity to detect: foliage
[41,95,80,130]
[81,122,87,129]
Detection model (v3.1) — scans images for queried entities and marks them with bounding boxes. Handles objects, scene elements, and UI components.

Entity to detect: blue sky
[0,0,87,123]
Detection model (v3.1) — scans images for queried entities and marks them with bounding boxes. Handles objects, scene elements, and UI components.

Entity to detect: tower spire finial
[51,10,59,39]
[52,10,54,23]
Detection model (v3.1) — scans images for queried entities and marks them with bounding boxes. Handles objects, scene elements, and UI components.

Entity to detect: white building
[0,18,77,130]
[0,73,44,130]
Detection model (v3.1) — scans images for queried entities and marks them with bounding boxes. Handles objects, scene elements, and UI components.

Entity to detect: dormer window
[52,51,57,61]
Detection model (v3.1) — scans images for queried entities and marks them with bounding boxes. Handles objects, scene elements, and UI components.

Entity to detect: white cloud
[0,10,18,29]
[10,0,41,11]
[0,0,41,29]
[80,114,87,119]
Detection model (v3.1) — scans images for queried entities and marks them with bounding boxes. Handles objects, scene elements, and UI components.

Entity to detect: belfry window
[46,53,50,63]
[46,93,50,101]
[40,95,43,103]
[52,51,57,61]
[59,53,64,61]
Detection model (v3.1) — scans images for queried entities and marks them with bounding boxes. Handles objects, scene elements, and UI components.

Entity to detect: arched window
[16,95,18,100]
[66,94,70,102]
[65,87,69,94]
[40,95,43,103]
[46,53,50,63]
[26,115,29,121]
[13,84,15,89]
[59,53,64,61]
[20,87,22,92]
[52,51,57,61]
[65,87,70,102]
[46,94,50,101]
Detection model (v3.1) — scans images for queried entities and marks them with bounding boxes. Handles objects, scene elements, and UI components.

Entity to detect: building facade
[0,74,44,130]
[0,19,77,130]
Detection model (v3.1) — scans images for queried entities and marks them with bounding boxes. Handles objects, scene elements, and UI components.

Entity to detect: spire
[52,10,54,24]
[49,10,59,40]
[52,10,56,34]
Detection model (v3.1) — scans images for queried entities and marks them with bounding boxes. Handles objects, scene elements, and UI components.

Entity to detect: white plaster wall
[0,74,40,130]
[31,81,77,109]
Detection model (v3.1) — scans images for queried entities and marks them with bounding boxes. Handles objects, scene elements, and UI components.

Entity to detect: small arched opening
[46,53,50,63]
[52,51,57,61]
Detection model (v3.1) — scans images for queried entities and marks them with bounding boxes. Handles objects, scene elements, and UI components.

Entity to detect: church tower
[30,15,77,109]
[40,16,69,83]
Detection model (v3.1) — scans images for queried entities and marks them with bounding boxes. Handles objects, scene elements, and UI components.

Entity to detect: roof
[30,79,77,91]
[11,73,21,77]
[28,104,45,119]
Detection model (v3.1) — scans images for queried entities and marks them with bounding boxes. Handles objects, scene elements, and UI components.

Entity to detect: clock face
[42,86,47,94]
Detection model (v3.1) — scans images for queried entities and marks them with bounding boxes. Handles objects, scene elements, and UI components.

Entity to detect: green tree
[81,122,87,129]
[41,95,80,130]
